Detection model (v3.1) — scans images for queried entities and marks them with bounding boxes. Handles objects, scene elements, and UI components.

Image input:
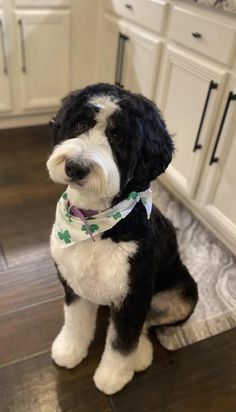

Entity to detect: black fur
[50,83,174,199]
[54,263,79,305]
[50,83,198,355]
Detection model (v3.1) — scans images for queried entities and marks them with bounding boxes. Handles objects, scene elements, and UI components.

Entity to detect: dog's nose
[65,159,90,180]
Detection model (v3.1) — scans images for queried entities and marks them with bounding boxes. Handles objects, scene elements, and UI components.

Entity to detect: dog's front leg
[51,275,98,368]
[93,299,153,394]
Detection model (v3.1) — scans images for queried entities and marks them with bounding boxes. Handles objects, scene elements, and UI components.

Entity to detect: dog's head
[47,83,174,208]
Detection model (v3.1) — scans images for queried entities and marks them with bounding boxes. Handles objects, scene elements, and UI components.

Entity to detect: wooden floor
[0,125,236,412]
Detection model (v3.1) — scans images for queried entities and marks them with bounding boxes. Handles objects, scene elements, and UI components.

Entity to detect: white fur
[47,128,120,211]
[134,333,153,372]
[52,299,97,368]
[51,234,137,307]
[93,322,135,394]
[93,323,153,395]
[89,95,119,126]
[48,95,152,394]
[51,231,139,392]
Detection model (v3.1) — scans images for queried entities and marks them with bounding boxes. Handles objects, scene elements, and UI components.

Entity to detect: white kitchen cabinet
[198,78,236,246]
[123,25,161,99]
[97,14,127,85]
[98,13,161,99]
[104,0,167,35]
[0,9,12,113]
[14,9,70,112]
[157,47,227,197]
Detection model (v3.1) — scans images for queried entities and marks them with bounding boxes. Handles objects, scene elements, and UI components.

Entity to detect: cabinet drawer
[14,0,70,7]
[168,7,236,66]
[105,0,167,34]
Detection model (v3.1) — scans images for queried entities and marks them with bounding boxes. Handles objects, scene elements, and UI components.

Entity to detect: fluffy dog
[47,83,198,395]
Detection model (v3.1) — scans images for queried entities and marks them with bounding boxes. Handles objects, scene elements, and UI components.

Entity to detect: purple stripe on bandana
[68,202,97,242]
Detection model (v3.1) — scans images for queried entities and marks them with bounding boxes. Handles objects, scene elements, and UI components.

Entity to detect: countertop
[188,0,236,15]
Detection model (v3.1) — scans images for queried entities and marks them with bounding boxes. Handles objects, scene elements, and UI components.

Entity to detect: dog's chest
[51,234,137,306]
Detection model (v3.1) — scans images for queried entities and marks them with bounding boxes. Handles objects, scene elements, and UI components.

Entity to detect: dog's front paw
[93,363,134,395]
[134,334,153,372]
[51,327,87,369]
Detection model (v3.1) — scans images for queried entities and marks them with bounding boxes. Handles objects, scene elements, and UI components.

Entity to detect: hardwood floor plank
[0,306,111,412]
[0,297,63,365]
[111,329,236,412]
[0,198,59,268]
[0,350,112,412]
[0,258,62,315]
[0,242,7,271]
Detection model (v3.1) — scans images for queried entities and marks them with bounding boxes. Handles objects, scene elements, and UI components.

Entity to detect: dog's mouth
[69,180,86,188]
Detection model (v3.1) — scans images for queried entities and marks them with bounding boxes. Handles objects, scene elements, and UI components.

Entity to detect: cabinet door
[97,14,127,84]
[123,25,161,99]
[15,10,70,112]
[0,10,12,113]
[157,47,226,197]
[198,79,236,248]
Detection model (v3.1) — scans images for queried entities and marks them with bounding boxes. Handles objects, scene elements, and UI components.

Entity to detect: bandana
[53,188,152,248]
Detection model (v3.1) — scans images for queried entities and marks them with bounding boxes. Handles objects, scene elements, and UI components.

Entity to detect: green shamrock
[128,191,138,200]
[62,192,68,200]
[113,211,122,220]
[141,197,147,205]
[82,224,99,235]
[64,212,74,223]
[58,229,71,244]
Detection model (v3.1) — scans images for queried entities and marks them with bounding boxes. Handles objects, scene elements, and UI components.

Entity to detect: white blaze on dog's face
[47,84,174,209]
[47,95,121,209]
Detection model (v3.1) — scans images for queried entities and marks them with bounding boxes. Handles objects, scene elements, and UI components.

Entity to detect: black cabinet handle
[192,32,202,39]
[115,33,129,88]
[0,21,8,74]
[209,91,236,165]
[115,33,122,85]
[193,80,218,152]
[125,4,133,10]
[19,20,27,73]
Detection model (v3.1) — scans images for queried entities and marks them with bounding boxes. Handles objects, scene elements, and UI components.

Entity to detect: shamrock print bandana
[53,188,152,248]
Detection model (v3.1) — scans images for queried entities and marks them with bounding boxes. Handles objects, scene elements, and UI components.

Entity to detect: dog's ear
[133,98,174,188]
[49,114,61,146]
[49,116,56,129]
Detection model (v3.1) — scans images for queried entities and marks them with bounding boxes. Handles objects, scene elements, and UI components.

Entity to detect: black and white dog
[47,83,198,395]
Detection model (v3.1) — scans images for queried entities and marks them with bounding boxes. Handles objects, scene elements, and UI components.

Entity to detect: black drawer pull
[193,80,218,152]
[192,31,202,39]
[125,4,133,10]
[209,91,236,165]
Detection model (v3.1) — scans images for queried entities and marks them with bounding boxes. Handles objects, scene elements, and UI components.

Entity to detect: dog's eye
[111,131,118,138]
[109,128,120,141]
[77,121,87,133]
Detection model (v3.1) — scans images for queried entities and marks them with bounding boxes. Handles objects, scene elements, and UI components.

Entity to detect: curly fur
[47,83,198,395]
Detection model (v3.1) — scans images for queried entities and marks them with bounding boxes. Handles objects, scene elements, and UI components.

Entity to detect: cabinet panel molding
[0,10,12,113]
[14,9,71,112]
[157,46,227,197]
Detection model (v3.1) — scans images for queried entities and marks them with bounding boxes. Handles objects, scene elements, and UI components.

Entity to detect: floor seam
[0,294,63,318]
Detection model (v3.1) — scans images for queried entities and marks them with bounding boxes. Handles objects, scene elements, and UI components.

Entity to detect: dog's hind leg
[146,265,198,328]
[51,269,98,369]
